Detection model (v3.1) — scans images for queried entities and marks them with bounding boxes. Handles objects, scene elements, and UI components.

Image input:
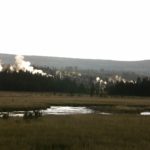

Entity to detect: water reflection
[42,106,93,115]
[2,106,148,118]
[140,112,150,115]
[0,106,94,118]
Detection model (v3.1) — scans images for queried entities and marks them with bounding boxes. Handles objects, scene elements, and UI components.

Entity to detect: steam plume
[0,59,3,72]
[10,55,48,76]
[108,75,122,83]
[96,77,100,82]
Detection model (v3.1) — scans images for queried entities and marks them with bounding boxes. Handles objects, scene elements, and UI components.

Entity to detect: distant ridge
[0,53,150,75]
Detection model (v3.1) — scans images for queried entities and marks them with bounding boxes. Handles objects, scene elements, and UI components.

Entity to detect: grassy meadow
[0,92,150,150]
[0,91,150,110]
[0,115,150,150]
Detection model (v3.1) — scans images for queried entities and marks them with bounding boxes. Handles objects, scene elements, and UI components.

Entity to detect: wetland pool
[0,106,150,117]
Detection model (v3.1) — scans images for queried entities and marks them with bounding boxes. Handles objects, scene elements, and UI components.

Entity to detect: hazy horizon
[0,0,150,61]
[1,52,150,62]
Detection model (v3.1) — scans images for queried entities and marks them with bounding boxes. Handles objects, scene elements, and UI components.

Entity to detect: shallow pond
[0,106,150,118]
[140,112,150,115]
[0,106,94,117]
[42,106,93,115]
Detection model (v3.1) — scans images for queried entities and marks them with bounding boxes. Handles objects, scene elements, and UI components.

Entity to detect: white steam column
[10,55,49,76]
[0,60,3,72]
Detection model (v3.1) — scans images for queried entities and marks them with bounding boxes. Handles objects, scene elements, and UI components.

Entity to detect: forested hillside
[1,53,150,75]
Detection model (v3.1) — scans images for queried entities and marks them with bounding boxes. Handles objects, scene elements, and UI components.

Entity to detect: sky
[0,0,150,61]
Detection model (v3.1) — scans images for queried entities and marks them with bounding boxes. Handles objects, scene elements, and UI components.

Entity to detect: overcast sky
[0,0,150,61]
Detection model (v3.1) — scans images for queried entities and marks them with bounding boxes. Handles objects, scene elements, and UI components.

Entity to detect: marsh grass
[0,92,150,114]
[0,92,150,149]
[0,91,150,110]
[0,115,150,150]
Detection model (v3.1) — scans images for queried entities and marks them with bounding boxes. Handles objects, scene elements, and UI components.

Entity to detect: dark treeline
[107,77,150,96]
[1,71,150,96]
[0,71,88,94]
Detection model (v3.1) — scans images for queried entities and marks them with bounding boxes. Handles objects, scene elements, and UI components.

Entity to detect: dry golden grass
[0,91,150,105]
[0,115,150,150]
[0,91,150,111]
[0,92,150,149]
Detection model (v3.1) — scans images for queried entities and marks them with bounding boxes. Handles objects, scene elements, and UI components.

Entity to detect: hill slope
[0,53,150,75]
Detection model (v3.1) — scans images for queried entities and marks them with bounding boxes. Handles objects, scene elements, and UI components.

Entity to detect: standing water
[140,112,150,116]
[42,106,93,115]
[0,106,94,117]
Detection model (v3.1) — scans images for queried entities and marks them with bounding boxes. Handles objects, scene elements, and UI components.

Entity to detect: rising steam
[9,55,49,76]
[0,59,3,72]
[108,75,126,83]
